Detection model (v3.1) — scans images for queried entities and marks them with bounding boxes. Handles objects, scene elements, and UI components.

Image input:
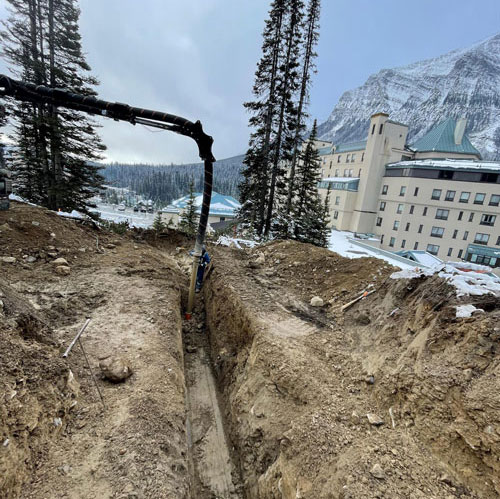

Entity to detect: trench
[182,296,243,498]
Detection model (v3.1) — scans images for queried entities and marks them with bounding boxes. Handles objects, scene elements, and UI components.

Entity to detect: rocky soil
[1,201,499,498]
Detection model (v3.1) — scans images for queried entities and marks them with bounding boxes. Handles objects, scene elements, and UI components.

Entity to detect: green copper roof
[411,118,481,157]
[318,145,334,156]
[335,140,367,153]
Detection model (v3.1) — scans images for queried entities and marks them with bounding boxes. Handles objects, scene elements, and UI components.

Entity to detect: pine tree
[152,211,166,233]
[1,0,105,214]
[285,0,320,215]
[292,120,329,246]
[179,180,199,236]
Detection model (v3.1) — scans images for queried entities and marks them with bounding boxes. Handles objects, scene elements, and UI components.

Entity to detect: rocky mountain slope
[317,33,500,158]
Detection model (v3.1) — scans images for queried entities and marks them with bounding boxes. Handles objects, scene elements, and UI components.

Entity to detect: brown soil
[2,202,499,499]
[204,242,500,498]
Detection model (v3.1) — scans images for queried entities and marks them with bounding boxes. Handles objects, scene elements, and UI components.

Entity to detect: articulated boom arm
[0,74,214,317]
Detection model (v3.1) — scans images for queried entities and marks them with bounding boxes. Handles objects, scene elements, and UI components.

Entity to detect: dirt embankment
[204,241,500,498]
[1,202,191,498]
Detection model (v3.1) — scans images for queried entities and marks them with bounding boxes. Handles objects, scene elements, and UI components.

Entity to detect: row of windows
[381,185,500,207]
[378,203,497,226]
[385,236,463,257]
[378,217,500,245]
[326,167,362,177]
[324,152,365,167]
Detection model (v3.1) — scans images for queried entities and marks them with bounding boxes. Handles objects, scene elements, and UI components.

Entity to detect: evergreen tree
[285,0,321,215]
[292,120,329,246]
[178,179,199,236]
[1,0,105,213]
[239,0,305,237]
[152,211,166,233]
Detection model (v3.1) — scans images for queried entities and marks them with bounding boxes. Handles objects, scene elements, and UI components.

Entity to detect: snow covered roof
[162,191,241,216]
[396,250,443,267]
[411,118,481,157]
[322,177,360,182]
[387,158,500,172]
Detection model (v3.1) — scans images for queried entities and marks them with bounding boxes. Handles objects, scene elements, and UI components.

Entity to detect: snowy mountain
[317,33,500,158]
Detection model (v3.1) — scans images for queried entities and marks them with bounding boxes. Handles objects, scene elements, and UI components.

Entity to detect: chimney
[454,118,467,145]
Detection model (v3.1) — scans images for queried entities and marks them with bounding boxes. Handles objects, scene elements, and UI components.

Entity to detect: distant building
[314,113,500,268]
[161,191,240,228]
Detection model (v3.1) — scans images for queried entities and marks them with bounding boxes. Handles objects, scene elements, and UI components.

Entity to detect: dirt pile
[204,241,500,498]
[1,201,192,498]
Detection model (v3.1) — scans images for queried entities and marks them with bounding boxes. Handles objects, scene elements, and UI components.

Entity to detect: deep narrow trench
[182,295,243,498]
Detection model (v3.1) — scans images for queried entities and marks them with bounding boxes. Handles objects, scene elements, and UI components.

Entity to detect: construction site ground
[1,201,499,498]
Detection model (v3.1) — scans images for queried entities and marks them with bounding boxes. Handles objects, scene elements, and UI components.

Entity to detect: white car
[117,204,126,211]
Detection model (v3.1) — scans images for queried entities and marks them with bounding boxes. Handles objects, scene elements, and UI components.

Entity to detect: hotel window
[458,249,463,258]
[379,123,383,134]
[430,226,444,238]
[346,154,350,162]
[445,190,456,202]
[431,189,442,200]
[400,186,406,196]
[389,237,395,247]
[426,244,439,256]
[490,194,500,206]
[380,201,386,211]
[474,233,490,245]
[333,211,339,220]
[351,154,356,162]
[435,209,449,220]
[397,204,404,214]
[423,207,427,216]
[358,169,362,177]
[401,239,406,248]
[474,193,486,205]
[447,248,453,257]
[463,231,469,240]
[393,220,400,230]
[381,185,388,195]
[344,169,348,176]
[413,242,419,250]
[371,124,376,135]
[414,187,419,196]
[335,196,340,205]
[452,229,458,239]
[381,235,384,244]
[335,169,339,176]
[459,191,470,203]
[361,153,365,162]
[458,211,463,221]
[497,236,500,246]
[409,205,414,214]
[405,222,410,231]
[376,217,382,226]
[337,155,341,163]
[329,161,332,168]
[349,169,354,177]
[468,213,474,222]
[418,224,423,234]
[479,215,497,227]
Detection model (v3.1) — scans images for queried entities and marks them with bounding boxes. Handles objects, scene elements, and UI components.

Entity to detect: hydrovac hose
[0,75,215,318]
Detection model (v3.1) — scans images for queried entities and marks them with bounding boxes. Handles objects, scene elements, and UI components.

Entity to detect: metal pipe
[63,318,91,358]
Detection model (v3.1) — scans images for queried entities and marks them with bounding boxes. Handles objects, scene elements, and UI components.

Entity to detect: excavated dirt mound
[204,241,500,498]
[0,202,192,498]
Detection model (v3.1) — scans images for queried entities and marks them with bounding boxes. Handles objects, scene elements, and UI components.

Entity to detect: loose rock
[52,257,69,266]
[1,256,16,263]
[367,413,384,426]
[310,296,324,307]
[55,266,71,276]
[370,463,385,480]
[99,357,133,382]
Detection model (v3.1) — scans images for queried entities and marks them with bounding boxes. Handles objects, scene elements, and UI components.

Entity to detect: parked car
[133,205,139,212]
[117,204,126,211]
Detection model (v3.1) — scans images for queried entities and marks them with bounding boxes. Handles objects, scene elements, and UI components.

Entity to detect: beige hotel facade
[315,113,500,268]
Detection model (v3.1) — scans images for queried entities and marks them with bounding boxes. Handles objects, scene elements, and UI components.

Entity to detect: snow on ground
[216,236,257,249]
[91,204,155,229]
[328,230,414,270]
[392,264,500,297]
[455,304,484,318]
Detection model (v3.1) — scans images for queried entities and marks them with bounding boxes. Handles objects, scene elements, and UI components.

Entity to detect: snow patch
[455,304,484,318]
[216,236,257,249]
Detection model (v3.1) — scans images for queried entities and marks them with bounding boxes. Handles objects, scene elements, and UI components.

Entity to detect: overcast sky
[0,0,499,164]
